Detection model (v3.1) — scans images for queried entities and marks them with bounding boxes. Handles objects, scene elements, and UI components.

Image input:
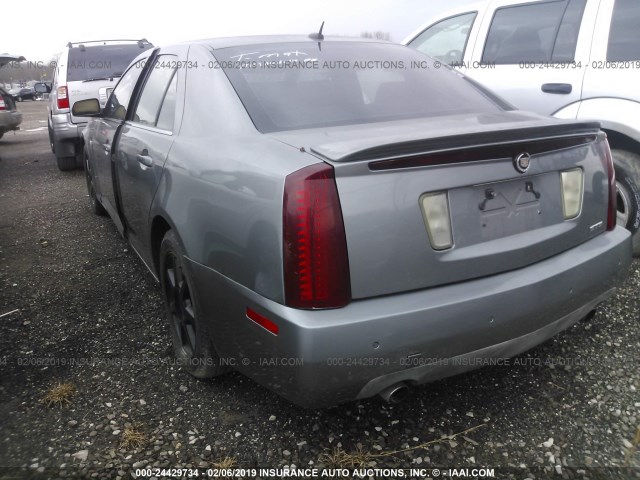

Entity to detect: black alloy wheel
[163,251,198,357]
[159,230,227,378]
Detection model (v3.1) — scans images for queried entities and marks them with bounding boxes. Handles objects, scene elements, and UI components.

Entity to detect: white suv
[36,39,153,171]
[405,0,640,254]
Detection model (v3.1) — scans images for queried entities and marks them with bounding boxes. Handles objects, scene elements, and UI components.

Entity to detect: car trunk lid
[271,112,608,300]
[0,56,24,113]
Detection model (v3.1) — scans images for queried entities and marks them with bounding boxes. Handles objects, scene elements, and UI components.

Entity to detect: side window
[103,59,146,120]
[156,74,178,131]
[483,1,568,64]
[132,56,177,128]
[408,12,477,65]
[552,0,586,62]
[607,0,640,61]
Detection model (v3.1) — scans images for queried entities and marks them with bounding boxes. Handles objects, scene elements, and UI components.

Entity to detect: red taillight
[0,98,6,111]
[57,86,69,109]
[600,138,617,231]
[283,163,351,309]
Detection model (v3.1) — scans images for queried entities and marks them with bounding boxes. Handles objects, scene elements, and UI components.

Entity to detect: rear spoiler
[311,121,601,163]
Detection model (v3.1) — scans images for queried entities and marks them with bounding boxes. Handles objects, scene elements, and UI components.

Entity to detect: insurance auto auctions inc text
[185,467,496,478]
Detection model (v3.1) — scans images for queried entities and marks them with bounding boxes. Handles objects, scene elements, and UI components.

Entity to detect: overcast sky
[3,0,477,61]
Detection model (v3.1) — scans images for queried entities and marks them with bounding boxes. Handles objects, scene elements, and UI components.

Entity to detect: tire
[159,230,228,379]
[76,153,85,169]
[611,149,640,256]
[84,152,106,216]
[56,155,76,171]
[17,96,23,102]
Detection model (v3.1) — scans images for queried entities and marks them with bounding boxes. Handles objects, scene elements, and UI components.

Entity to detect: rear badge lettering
[514,152,531,174]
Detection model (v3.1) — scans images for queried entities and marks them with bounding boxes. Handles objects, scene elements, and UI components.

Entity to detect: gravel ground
[0,102,639,480]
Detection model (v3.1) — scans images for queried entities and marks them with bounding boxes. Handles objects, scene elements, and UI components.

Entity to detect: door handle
[136,153,154,168]
[541,83,572,94]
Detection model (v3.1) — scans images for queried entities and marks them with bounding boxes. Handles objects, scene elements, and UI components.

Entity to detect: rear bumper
[189,227,632,408]
[51,113,86,156]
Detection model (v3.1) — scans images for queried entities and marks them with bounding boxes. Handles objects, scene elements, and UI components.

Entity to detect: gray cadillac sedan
[75,35,632,407]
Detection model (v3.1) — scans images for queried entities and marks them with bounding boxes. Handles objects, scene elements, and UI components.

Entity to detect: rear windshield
[67,43,153,82]
[214,42,503,133]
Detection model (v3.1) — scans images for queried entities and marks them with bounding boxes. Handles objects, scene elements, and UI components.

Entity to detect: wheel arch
[603,129,640,156]
[150,215,172,276]
[554,97,640,147]
[149,212,194,275]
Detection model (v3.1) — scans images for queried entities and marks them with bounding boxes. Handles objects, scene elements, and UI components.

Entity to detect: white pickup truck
[405,0,640,254]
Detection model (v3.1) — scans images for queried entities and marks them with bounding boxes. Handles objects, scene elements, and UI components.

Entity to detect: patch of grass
[41,382,76,408]
[212,457,237,469]
[372,423,486,459]
[120,425,147,450]
[212,457,238,479]
[319,423,487,469]
[319,445,372,468]
[624,425,640,466]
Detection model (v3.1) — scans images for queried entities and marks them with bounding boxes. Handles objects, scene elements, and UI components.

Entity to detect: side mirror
[72,98,101,117]
[33,82,51,94]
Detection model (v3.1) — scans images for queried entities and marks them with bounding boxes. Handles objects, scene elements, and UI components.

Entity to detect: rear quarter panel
[151,45,319,305]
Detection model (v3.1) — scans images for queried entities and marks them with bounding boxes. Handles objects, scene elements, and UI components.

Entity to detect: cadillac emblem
[514,152,531,174]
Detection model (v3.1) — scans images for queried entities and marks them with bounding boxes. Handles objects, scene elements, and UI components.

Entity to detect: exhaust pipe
[379,382,410,404]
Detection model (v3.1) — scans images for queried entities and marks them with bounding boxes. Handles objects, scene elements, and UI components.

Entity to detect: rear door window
[552,0,586,62]
[132,56,178,128]
[156,74,178,131]
[482,0,585,64]
[607,0,640,61]
[408,12,477,65]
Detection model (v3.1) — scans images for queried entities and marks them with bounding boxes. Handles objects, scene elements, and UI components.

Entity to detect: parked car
[0,87,22,139]
[0,55,25,139]
[10,87,37,102]
[404,0,640,255]
[34,39,153,171]
[75,35,631,407]
[34,81,52,100]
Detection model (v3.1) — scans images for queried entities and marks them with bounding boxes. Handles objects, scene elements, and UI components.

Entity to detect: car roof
[191,35,392,50]
[65,39,152,48]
